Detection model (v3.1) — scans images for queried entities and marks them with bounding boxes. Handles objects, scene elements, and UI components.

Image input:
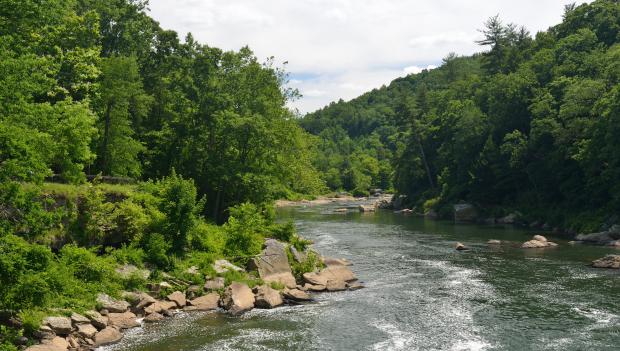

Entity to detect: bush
[106,244,145,267]
[223,203,266,264]
[189,222,225,255]
[287,248,322,283]
[142,233,172,270]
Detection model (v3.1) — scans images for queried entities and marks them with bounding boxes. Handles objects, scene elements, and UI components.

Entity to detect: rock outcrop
[576,225,620,246]
[167,291,186,307]
[43,317,72,335]
[96,293,130,313]
[222,282,255,315]
[249,239,297,289]
[592,255,620,269]
[94,327,123,347]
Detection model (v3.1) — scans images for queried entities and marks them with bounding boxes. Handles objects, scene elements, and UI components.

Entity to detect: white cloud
[403,64,438,75]
[147,0,590,113]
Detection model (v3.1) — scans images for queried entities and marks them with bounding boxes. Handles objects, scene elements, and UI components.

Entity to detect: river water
[102,201,620,351]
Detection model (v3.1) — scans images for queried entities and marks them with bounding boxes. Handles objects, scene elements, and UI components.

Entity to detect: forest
[302,0,620,231]
[0,0,323,348]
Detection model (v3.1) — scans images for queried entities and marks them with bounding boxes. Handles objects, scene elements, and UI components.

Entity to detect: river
[102,200,620,350]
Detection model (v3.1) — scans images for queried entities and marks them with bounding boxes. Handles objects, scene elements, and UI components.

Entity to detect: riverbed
[102,201,620,350]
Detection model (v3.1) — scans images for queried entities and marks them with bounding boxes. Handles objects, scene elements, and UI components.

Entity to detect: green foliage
[223,203,266,264]
[142,233,171,270]
[287,248,322,283]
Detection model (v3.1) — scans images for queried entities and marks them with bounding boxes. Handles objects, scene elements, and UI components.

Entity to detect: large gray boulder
[97,293,130,313]
[222,282,255,315]
[76,323,98,339]
[84,310,108,330]
[254,285,283,309]
[454,203,478,222]
[43,317,72,335]
[249,239,297,289]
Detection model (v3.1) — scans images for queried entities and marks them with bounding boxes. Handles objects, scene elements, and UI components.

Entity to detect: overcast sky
[147,0,587,114]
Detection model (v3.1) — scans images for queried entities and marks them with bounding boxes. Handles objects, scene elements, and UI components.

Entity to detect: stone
[319,265,357,282]
[326,280,347,291]
[159,282,173,289]
[212,259,244,274]
[47,336,69,349]
[575,231,615,244]
[94,327,123,347]
[107,311,140,329]
[97,293,130,313]
[289,246,307,263]
[44,317,72,335]
[521,240,550,248]
[188,293,220,311]
[303,272,327,286]
[35,326,55,340]
[25,345,66,351]
[203,277,225,291]
[283,289,312,302]
[70,313,90,325]
[222,282,255,315]
[254,285,283,309]
[136,294,157,310]
[455,242,469,251]
[144,301,176,315]
[347,282,365,290]
[76,324,97,339]
[454,203,478,222]
[304,283,326,292]
[167,291,186,307]
[592,255,620,269]
[249,239,297,289]
[487,239,502,245]
[143,312,164,323]
[533,235,547,242]
[66,336,79,349]
[84,310,108,330]
[358,204,376,212]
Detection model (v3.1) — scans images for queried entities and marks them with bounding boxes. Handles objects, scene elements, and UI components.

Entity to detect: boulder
[304,283,326,292]
[136,294,157,310]
[44,317,72,335]
[144,300,176,315]
[358,205,376,212]
[319,265,356,282]
[222,282,255,315]
[254,285,283,309]
[167,291,186,307]
[76,324,97,339]
[204,277,225,291]
[326,280,347,291]
[454,203,478,222]
[97,293,130,313]
[521,235,557,249]
[70,313,90,325]
[115,264,150,280]
[592,255,620,269]
[188,293,220,311]
[143,312,164,323]
[455,242,469,251]
[249,239,297,289]
[576,231,617,244]
[212,259,244,274]
[347,282,365,290]
[34,326,55,340]
[84,310,108,330]
[94,327,123,347]
[44,336,69,350]
[25,344,66,351]
[487,239,502,245]
[289,246,308,263]
[66,336,79,349]
[107,311,140,329]
[283,289,312,302]
[303,272,327,286]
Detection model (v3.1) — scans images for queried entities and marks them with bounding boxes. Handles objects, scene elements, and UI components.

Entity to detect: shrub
[287,248,322,283]
[189,222,225,255]
[223,203,266,264]
[142,233,172,270]
[106,244,145,267]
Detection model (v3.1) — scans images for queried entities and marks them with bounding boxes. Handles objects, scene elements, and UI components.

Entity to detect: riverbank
[19,238,361,351]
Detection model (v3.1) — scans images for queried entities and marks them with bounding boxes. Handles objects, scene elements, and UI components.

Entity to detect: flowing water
[102,201,620,351]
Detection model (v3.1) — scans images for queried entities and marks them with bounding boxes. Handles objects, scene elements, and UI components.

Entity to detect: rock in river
[94,327,123,347]
[254,285,283,309]
[222,282,255,315]
[521,235,558,248]
[592,255,620,269]
[188,293,220,311]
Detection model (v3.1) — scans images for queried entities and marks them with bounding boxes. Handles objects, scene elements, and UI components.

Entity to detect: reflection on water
[102,202,620,351]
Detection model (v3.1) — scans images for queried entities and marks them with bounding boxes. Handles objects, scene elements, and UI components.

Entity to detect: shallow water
[103,201,620,351]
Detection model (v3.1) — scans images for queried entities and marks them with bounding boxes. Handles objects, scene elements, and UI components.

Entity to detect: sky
[147,0,587,114]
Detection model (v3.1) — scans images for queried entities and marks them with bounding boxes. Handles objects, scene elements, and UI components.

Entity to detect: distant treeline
[301,0,620,231]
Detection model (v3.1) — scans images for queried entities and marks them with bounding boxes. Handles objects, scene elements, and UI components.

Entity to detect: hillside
[300,0,620,232]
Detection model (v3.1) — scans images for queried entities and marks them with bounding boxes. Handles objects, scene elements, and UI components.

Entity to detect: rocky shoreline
[21,239,362,351]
